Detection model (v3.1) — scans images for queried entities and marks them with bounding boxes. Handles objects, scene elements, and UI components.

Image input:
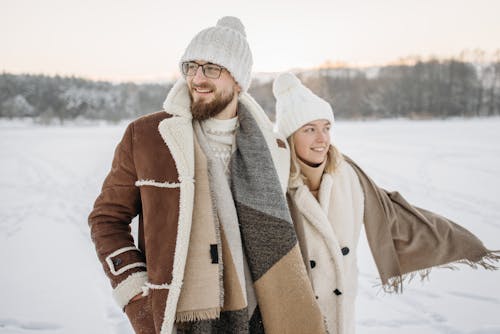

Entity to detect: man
[89,17,327,334]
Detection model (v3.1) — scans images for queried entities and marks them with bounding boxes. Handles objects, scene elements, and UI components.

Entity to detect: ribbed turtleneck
[200,117,238,175]
[298,158,327,199]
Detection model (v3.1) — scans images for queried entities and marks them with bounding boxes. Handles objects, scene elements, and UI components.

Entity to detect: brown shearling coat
[88,79,290,334]
[90,111,179,333]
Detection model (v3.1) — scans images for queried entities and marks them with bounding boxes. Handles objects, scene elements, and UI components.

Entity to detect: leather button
[341,247,350,256]
[310,260,316,269]
[112,258,122,266]
[333,289,342,296]
[210,244,218,264]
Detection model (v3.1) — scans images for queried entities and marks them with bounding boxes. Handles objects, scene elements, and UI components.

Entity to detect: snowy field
[1,118,499,334]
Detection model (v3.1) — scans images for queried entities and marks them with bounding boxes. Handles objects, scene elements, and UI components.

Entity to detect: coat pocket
[125,295,155,334]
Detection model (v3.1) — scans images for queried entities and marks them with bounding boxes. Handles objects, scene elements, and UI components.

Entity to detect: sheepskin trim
[162,78,192,119]
[112,271,148,309]
[160,180,194,334]
[139,279,186,300]
[318,173,333,214]
[135,179,181,188]
[158,116,195,334]
[294,186,344,266]
[105,246,147,276]
[143,280,183,291]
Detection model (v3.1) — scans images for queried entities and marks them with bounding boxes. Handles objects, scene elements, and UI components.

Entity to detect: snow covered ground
[1,118,499,334]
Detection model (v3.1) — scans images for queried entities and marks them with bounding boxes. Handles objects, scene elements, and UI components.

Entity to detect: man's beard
[190,83,235,121]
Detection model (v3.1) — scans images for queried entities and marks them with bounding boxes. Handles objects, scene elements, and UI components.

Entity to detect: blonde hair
[288,136,343,185]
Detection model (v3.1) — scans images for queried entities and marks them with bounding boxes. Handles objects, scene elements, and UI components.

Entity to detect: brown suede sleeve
[124,295,156,334]
[88,122,146,288]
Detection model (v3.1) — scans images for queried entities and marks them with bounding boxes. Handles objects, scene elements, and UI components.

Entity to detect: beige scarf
[176,123,251,323]
[176,107,327,333]
[175,132,222,321]
[344,155,500,292]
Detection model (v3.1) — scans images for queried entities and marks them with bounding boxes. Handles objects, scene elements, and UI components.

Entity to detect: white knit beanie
[179,16,253,92]
[273,72,335,138]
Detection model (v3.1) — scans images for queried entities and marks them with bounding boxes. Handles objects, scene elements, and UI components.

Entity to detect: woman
[272,72,499,334]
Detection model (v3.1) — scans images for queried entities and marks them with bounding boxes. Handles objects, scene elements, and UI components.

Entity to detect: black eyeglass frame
[181,61,226,79]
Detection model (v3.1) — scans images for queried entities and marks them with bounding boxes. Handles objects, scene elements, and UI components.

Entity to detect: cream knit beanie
[273,72,335,138]
[179,16,253,92]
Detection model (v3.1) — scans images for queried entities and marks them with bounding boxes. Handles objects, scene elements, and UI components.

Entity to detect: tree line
[0,74,169,123]
[252,52,500,120]
[2,52,500,122]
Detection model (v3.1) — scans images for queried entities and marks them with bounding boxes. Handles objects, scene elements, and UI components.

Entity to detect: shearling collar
[289,173,334,217]
[162,78,192,119]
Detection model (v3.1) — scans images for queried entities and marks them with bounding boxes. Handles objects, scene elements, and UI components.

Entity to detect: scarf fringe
[175,307,221,323]
[381,250,500,293]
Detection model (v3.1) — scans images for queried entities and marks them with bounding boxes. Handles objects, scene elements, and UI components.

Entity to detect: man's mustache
[191,82,216,91]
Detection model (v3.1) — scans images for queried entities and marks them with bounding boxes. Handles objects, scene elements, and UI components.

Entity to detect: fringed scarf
[229,105,326,333]
[344,155,500,293]
[177,105,326,333]
[175,109,499,333]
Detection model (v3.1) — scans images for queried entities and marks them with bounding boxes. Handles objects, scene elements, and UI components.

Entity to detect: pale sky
[2,0,500,82]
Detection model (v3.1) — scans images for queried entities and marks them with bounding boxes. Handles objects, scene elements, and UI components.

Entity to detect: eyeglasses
[181,61,225,79]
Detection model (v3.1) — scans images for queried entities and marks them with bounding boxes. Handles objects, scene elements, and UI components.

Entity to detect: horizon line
[3,50,499,84]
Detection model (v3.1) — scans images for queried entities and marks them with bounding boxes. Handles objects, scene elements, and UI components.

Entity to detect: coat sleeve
[88,122,148,309]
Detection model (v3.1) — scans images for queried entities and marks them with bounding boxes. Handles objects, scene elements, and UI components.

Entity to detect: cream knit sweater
[200,117,238,176]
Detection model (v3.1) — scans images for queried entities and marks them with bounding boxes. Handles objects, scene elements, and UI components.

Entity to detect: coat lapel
[318,173,333,214]
[157,79,196,334]
[292,182,346,273]
[158,77,195,183]
[158,117,194,182]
